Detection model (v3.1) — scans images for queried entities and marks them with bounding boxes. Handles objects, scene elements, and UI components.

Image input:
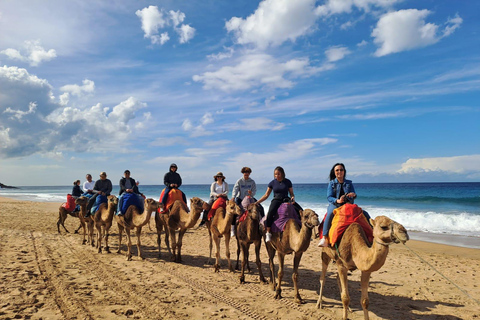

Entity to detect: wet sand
[1,196,479,319]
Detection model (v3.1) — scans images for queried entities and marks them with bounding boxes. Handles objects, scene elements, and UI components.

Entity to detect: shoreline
[2,194,478,250]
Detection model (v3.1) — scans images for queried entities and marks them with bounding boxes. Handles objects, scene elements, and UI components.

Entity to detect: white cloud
[226,0,318,48]
[0,40,56,66]
[136,6,167,39]
[136,6,194,45]
[193,54,328,92]
[372,9,462,57]
[325,46,352,62]
[60,79,95,97]
[223,118,286,131]
[398,155,480,174]
[315,0,399,16]
[3,102,37,121]
[176,24,196,43]
[150,136,190,147]
[182,114,213,137]
[207,47,234,61]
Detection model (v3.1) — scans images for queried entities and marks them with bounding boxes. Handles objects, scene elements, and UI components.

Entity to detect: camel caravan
[56,167,409,320]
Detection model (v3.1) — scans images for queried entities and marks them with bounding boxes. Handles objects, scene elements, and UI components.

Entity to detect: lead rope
[403,243,480,306]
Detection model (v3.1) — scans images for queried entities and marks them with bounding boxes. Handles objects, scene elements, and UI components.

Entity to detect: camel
[206,199,242,272]
[74,196,94,246]
[93,195,118,253]
[235,203,267,284]
[57,203,82,234]
[316,215,409,320]
[115,198,159,261]
[158,197,206,262]
[265,208,319,304]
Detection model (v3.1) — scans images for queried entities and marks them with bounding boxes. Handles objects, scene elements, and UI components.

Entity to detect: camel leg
[96,224,102,253]
[116,223,124,253]
[206,224,213,265]
[125,227,133,261]
[316,252,331,309]
[274,252,285,300]
[255,240,267,283]
[176,229,187,263]
[81,220,87,245]
[136,227,144,260]
[292,252,304,304]
[225,233,233,272]
[168,226,177,262]
[360,271,371,320]
[337,266,350,320]
[235,237,241,271]
[74,222,82,234]
[155,221,163,258]
[88,220,95,247]
[266,244,277,291]
[239,243,247,283]
[214,235,221,272]
[57,210,69,233]
[104,224,111,253]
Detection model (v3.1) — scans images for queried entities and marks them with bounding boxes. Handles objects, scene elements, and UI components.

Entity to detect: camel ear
[299,210,304,217]
[369,218,375,227]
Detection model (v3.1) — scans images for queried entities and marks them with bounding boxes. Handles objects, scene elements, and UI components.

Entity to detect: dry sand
[0,196,479,320]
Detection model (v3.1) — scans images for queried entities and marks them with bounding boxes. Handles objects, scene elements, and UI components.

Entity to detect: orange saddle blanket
[207,197,227,221]
[158,188,186,213]
[320,203,373,245]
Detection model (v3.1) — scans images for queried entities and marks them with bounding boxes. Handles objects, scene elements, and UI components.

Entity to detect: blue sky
[0,0,479,186]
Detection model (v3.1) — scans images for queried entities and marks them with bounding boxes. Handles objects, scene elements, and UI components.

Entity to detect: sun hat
[214,172,225,179]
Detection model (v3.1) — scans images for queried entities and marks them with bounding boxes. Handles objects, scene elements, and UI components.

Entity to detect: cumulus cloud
[372,9,462,57]
[207,47,234,61]
[226,0,318,48]
[315,0,399,16]
[0,65,148,158]
[182,113,214,137]
[60,79,95,97]
[176,24,196,44]
[325,46,352,62]
[0,40,57,66]
[136,6,195,45]
[398,155,480,174]
[193,54,329,92]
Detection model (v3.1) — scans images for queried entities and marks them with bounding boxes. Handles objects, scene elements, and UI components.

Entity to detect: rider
[255,166,302,243]
[161,163,187,209]
[318,163,371,247]
[118,170,143,216]
[82,174,95,196]
[85,172,112,217]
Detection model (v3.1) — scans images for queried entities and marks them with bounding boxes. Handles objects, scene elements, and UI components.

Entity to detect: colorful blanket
[62,194,76,212]
[207,197,227,221]
[260,203,301,233]
[238,196,255,223]
[121,193,144,215]
[158,188,186,213]
[319,203,373,246]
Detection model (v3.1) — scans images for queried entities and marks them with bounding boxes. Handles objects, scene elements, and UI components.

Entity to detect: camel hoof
[260,277,267,284]
[214,264,220,273]
[82,240,87,245]
[105,246,110,253]
[239,276,245,284]
[116,249,121,254]
[98,248,102,253]
[295,296,304,304]
[274,292,282,300]
[126,255,132,261]
[74,230,79,234]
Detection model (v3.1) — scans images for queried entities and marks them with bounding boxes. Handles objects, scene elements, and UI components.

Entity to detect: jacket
[232,177,257,200]
[327,178,355,206]
[164,171,182,188]
[119,177,140,195]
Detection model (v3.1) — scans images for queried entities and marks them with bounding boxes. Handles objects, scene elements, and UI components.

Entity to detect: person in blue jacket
[318,163,370,247]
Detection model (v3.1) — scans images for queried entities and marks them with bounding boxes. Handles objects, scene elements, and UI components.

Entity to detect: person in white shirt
[82,174,95,195]
[199,172,229,228]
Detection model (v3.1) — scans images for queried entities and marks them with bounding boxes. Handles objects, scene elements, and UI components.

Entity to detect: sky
[0,0,479,186]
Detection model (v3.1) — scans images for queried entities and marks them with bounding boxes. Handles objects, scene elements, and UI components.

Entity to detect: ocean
[1,182,479,248]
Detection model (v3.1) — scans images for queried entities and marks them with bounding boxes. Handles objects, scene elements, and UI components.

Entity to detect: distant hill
[0,183,19,189]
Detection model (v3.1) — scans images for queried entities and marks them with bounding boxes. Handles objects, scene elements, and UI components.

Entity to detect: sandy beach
[0,196,479,320]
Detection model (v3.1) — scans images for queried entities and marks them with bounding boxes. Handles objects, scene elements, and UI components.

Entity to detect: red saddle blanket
[62,194,76,212]
[319,203,373,246]
[207,197,227,221]
[158,188,186,213]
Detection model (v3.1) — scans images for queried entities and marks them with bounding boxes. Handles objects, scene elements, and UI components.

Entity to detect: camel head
[370,216,409,245]
[144,198,160,211]
[75,196,89,206]
[190,197,205,211]
[246,203,260,221]
[226,199,242,216]
[107,195,118,207]
[300,209,320,229]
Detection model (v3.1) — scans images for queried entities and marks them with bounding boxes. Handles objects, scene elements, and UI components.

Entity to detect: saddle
[158,188,186,214]
[62,194,77,213]
[259,202,300,233]
[207,197,227,221]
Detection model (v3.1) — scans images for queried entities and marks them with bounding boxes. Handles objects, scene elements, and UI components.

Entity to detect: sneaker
[265,232,272,243]
[318,237,329,247]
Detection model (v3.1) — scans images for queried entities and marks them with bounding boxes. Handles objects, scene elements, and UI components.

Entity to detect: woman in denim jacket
[318,163,370,247]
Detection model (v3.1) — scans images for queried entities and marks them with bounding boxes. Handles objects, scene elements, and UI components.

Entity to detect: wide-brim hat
[214,172,225,179]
